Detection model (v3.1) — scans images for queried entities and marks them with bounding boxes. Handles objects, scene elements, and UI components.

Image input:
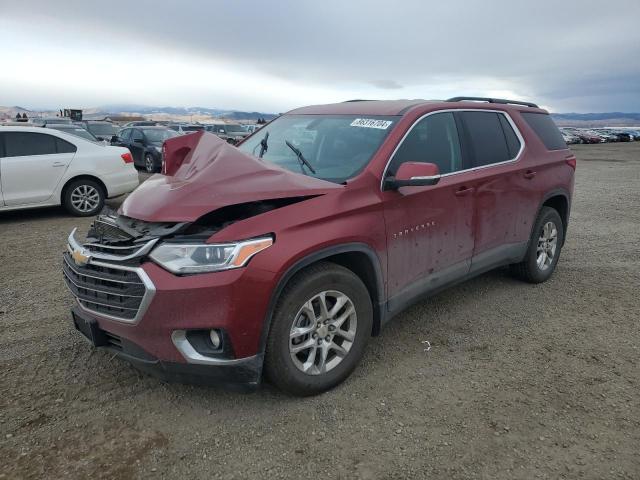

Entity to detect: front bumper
[64,230,276,388]
[72,306,262,389]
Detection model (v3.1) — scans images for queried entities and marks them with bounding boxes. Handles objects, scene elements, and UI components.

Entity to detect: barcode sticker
[350,118,393,129]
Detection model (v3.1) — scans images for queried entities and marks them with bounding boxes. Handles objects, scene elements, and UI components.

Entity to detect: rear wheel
[144,152,157,173]
[511,206,564,283]
[63,179,105,217]
[264,262,373,396]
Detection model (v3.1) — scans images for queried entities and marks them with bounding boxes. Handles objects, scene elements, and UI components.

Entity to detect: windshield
[87,123,116,135]
[224,124,245,133]
[237,114,398,183]
[56,127,98,141]
[143,128,179,143]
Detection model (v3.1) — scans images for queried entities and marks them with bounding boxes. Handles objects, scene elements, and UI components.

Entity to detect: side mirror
[110,135,120,144]
[383,162,441,191]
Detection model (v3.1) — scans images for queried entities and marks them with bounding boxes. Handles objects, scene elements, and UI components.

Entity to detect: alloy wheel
[289,290,357,375]
[70,185,100,213]
[536,221,558,271]
[145,154,155,173]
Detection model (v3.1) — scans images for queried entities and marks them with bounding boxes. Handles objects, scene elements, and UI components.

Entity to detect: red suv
[64,97,575,396]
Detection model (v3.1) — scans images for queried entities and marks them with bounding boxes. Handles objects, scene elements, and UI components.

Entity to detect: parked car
[167,124,205,135]
[590,129,618,142]
[28,117,73,126]
[121,121,158,128]
[243,124,262,134]
[607,130,632,142]
[81,121,118,142]
[45,124,100,142]
[0,126,138,216]
[560,130,582,144]
[111,126,179,173]
[205,123,249,144]
[563,127,602,144]
[64,97,575,395]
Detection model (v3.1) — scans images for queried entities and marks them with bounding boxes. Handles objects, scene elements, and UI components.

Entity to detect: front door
[0,131,76,206]
[381,112,476,310]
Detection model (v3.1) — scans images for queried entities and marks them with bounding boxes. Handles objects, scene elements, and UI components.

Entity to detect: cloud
[369,80,403,90]
[1,0,639,112]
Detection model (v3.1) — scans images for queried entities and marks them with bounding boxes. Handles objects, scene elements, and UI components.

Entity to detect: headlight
[149,236,273,274]
[154,146,162,153]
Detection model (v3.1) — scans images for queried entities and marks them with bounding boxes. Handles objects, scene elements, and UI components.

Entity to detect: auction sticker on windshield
[350,118,393,129]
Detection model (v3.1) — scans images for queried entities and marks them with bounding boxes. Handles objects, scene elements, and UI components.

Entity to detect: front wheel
[264,262,373,396]
[511,206,564,283]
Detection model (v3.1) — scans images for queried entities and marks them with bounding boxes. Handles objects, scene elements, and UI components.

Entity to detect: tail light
[121,152,133,164]
[565,154,576,170]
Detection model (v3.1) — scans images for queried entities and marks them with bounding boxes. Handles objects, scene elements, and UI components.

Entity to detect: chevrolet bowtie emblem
[71,248,90,266]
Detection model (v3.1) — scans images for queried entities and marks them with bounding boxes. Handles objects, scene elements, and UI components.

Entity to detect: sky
[1,0,639,113]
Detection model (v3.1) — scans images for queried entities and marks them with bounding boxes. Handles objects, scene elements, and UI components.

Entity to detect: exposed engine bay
[86,196,315,248]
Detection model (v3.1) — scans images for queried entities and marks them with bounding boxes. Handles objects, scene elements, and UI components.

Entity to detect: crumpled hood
[120,131,340,222]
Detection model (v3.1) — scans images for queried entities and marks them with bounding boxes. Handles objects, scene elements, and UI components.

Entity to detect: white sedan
[0,126,139,216]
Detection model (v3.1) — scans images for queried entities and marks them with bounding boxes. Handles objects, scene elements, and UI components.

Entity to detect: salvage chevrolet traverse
[63,97,575,396]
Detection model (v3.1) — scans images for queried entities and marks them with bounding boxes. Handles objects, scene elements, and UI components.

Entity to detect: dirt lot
[0,143,638,479]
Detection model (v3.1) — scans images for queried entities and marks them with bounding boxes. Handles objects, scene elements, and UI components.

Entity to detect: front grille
[63,252,147,321]
[91,218,133,242]
[83,242,144,257]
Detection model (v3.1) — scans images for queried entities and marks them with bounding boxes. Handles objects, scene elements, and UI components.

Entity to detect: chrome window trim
[171,330,258,366]
[66,231,156,325]
[379,108,525,190]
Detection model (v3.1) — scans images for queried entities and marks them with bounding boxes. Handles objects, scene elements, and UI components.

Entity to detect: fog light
[209,329,222,349]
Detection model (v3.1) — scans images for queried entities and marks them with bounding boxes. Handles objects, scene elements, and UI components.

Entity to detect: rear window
[521,112,567,150]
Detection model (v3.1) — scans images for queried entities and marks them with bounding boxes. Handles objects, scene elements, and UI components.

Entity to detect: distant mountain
[551,112,640,127]
[91,104,278,122]
[2,104,638,126]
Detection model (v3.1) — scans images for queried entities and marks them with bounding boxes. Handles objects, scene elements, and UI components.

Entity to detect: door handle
[52,162,67,167]
[454,186,475,197]
[523,170,537,179]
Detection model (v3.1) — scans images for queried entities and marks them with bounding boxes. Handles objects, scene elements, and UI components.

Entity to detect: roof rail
[446,96,539,108]
[342,99,376,103]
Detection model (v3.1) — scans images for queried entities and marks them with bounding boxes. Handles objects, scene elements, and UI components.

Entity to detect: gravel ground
[0,143,638,479]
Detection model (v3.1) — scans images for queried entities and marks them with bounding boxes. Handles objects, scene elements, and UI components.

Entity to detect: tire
[510,206,564,283]
[264,262,373,396]
[144,152,157,173]
[63,179,105,217]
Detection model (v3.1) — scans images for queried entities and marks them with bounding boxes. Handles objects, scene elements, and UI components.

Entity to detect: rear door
[0,131,77,206]
[382,111,476,309]
[455,111,533,271]
[129,129,145,164]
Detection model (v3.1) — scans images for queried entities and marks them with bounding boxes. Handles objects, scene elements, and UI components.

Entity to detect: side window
[55,137,77,154]
[121,129,132,141]
[0,133,5,157]
[130,129,144,142]
[388,112,462,176]
[498,114,521,158]
[4,132,57,157]
[459,112,513,168]
[521,112,567,150]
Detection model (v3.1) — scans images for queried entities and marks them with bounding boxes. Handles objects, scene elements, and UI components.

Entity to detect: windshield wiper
[258,131,269,158]
[285,140,316,174]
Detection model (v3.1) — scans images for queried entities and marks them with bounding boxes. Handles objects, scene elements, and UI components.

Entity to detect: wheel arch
[539,189,571,245]
[258,243,385,357]
[61,175,108,203]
